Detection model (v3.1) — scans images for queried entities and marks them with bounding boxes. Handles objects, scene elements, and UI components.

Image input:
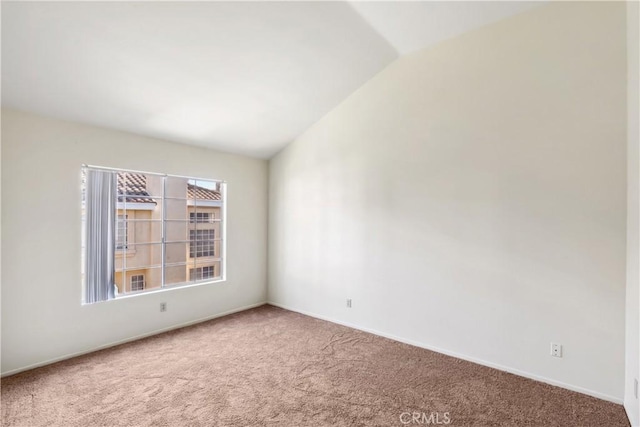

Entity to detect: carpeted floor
[0,305,630,427]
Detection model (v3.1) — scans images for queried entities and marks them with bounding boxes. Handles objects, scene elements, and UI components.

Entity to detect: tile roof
[117,173,155,204]
[117,172,221,203]
[188,183,221,201]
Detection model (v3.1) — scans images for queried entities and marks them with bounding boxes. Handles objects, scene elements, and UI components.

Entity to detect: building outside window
[190,212,214,223]
[189,266,214,281]
[116,215,128,250]
[130,274,145,291]
[189,229,215,258]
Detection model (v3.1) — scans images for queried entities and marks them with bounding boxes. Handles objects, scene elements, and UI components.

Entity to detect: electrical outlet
[346,299,352,308]
[160,302,167,312]
[550,343,562,358]
[634,378,638,399]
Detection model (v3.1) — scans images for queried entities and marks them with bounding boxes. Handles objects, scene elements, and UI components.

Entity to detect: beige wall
[269,2,627,401]
[1,109,268,375]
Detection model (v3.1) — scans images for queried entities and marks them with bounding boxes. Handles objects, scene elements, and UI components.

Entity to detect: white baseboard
[625,402,640,427]
[1,301,267,378]
[267,301,624,406]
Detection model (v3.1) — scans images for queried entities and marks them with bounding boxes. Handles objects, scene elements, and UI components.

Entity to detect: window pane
[165,264,189,287]
[189,212,216,223]
[189,229,215,258]
[130,274,145,291]
[165,241,189,266]
[165,198,189,221]
[116,214,128,249]
[190,264,218,281]
[114,267,161,294]
[119,219,162,245]
[165,176,189,199]
[165,218,188,244]
[116,243,162,270]
[117,172,163,199]
[128,268,161,292]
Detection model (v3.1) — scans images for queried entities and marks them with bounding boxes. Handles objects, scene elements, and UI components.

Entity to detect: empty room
[1,1,639,426]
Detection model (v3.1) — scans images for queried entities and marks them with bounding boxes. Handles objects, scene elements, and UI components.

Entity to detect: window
[130,274,145,291]
[190,212,214,223]
[82,166,225,303]
[116,215,128,249]
[190,229,215,258]
[189,266,214,281]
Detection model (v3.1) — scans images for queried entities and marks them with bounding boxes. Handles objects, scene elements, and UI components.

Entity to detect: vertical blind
[84,169,117,303]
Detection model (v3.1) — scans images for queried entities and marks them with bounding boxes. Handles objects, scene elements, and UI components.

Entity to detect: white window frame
[82,165,227,302]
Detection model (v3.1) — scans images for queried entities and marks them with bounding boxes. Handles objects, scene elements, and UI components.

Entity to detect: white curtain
[84,169,116,303]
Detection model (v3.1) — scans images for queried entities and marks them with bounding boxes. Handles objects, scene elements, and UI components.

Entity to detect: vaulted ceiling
[1,1,541,159]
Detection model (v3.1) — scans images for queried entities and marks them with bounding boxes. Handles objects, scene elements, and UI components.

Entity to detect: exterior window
[82,166,225,303]
[116,215,128,249]
[189,266,214,281]
[130,274,145,291]
[189,229,215,258]
[190,212,214,223]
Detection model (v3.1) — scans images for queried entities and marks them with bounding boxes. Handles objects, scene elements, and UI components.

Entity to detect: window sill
[112,277,227,302]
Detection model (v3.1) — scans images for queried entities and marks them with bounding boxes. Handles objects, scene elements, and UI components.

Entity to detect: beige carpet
[1,305,630,426]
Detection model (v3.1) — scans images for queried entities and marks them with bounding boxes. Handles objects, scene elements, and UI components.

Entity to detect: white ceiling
[1,1,542,159]
[350,1,542,55]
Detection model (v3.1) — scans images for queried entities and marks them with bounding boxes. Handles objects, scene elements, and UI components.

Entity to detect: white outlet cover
[550,343,562,357]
